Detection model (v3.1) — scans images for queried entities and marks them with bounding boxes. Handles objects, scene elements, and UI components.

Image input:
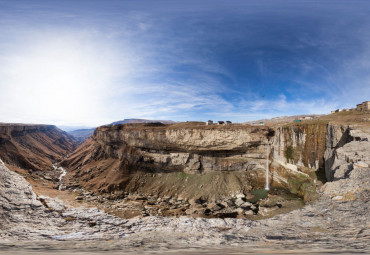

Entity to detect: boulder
[234,208,244,215]
[240,202,253,209]
[234,197,246,207]
[235,193,245,199]
[207,203,222,212]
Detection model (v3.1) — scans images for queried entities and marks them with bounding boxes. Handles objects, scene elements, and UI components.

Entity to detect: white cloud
[1,2,370,126]
[0,29,129,125]
[0,26,233,125]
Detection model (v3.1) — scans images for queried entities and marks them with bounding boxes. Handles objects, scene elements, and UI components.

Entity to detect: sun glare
[1,34,116,125]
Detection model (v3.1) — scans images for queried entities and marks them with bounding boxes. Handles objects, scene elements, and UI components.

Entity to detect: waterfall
[265,142,270,191]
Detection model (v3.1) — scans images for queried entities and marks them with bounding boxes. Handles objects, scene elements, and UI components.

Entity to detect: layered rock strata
[272,123,327,170]
[0,124,76,172]
[66,123,273,173]
[324,124,370,181]
[63,123,280,197]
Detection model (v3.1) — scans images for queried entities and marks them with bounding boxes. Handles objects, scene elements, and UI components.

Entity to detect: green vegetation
[285,146,294,161]
[247,189,268,203]
[176,172,195,180]
[287,175,318,203]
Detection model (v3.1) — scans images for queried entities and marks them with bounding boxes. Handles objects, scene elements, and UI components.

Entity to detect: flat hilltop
[248,111,370,127]
[99,121,261,130]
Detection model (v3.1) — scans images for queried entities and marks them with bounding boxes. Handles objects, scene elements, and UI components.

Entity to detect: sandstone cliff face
[272,123,327,170]
[66,123,273,174]
[63,123,280,196]
[63,122,322,202]
[0,124,77,172]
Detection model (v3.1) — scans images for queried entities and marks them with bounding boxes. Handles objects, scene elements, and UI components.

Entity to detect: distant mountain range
[67,128,96,143]
[67,119,176,143]
[109,119,175,125]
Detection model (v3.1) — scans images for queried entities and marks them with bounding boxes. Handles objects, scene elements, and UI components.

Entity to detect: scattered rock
[244,210,254,216]
[235,208,244,215]
[235,193,245,199]
[234,197,246,207]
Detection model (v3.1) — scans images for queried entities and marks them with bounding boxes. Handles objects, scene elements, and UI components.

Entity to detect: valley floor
[1,160,369,254]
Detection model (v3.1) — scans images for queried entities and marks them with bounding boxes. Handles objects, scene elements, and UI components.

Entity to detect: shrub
[285,146,294,161]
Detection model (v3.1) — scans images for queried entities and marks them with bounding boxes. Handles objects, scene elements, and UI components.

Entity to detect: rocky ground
[1,122,369,254]
[1,158,369,254]
[65,186,305,220]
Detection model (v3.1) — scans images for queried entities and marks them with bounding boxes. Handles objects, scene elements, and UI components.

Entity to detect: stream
[53,164,67,190]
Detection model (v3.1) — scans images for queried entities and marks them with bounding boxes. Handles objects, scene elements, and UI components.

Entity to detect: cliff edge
[0,124,77,172]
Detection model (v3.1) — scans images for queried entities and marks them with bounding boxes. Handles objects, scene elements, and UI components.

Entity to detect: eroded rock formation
[66,123,273,173]
[62,123,281,198]
[324,124,370,181]
[0,124,77,172]
[0,153,369,253]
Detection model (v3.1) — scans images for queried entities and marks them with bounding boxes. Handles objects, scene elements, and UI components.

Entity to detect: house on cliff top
[356,101,370,111]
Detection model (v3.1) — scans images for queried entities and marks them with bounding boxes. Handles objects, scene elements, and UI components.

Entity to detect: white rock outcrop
[324,125,370,181]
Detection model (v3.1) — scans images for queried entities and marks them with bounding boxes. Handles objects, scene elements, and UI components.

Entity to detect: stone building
[356,101,370,111]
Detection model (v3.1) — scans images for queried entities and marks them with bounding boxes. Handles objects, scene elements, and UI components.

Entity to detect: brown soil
[318,110,370,126]
[0,124,76,172]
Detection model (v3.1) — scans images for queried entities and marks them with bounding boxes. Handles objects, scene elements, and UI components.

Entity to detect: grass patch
[247,189,268,203]
[288,176,318,203]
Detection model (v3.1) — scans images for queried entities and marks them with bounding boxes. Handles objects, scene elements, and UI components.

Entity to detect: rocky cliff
[1,120,369,252]
[62,123,282,197]
[0,124,77,172]
[62,121,369,204]
[67,123,274,173]
[63,123,319,205]
[272,122,327,170]
[1,150,369,253]
[324,124,370,181]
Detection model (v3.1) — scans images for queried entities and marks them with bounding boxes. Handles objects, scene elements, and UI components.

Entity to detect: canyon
[0,124,76,172]
[0,113,369,253]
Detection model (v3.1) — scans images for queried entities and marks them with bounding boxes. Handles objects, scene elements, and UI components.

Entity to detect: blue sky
[0,0,370,126]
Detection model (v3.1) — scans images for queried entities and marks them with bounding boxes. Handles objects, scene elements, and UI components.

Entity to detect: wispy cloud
[0,0,370,125]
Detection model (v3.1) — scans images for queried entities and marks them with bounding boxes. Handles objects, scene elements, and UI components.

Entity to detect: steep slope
[62,123,276,197]
[0,123,77,172]
[60,121,370,219]
[1,155,369,252]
